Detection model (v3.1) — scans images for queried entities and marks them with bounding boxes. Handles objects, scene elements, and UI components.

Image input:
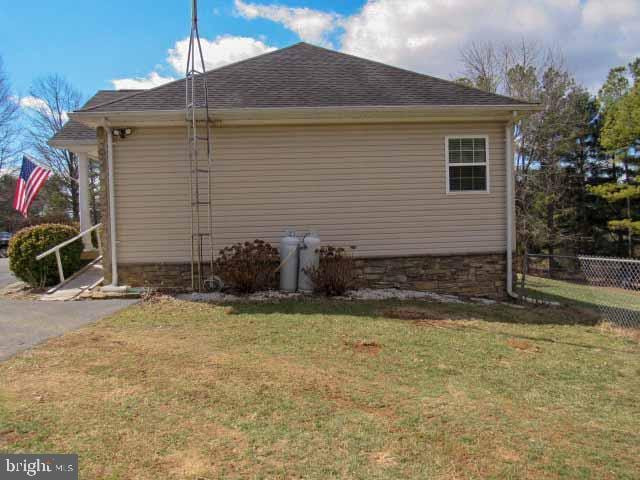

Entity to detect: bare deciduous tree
[460,39,599,262]
[459,38,561,101]
[459,41,500,93]
[0,57,20,172]
[25,75,82,219]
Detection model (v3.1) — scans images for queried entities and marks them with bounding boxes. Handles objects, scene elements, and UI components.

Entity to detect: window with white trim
[446,136,489,192]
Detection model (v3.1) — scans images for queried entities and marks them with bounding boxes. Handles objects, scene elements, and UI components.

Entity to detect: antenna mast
[186,0,214,291]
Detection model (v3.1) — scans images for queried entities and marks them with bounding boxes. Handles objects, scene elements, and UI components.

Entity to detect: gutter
[69,103,543,128]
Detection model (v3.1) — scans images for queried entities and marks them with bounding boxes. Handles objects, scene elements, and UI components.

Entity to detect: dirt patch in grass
[381,306,448,321]
[369,450,398,467]
[0,428,36,447]
[506,338,542,353]
[347,339,382,355]
[380,306,472,330]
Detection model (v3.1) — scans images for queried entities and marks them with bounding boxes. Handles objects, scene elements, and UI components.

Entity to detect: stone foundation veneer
[116,252,507,298]
[353,253,507,298]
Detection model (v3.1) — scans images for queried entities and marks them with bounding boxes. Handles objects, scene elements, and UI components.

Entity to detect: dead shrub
[213,240,279,293]
[305,246,359,296]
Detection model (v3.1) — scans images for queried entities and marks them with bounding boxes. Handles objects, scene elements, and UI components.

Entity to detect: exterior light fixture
[112,128,132,139]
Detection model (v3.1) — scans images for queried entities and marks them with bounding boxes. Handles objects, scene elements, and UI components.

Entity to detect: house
[51,42,539,298]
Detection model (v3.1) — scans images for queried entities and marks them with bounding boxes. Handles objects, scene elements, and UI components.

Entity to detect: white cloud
[232,0,639,90]
[110,0,640,93]
[111,35,274,90]
[111,71,176,90]
[234,0,341,46]
[19,96,49,111]
[167,34,276,73]
[18,96,69,122]
[339,0,640,89]
[582,0,638,27]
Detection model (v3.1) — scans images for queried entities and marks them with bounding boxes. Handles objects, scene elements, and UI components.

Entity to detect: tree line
[0,61,100,232]
[457,40,639,258]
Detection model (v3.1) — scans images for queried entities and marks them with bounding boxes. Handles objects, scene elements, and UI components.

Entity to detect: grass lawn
[519,275,640,313]
[1,298,639,479]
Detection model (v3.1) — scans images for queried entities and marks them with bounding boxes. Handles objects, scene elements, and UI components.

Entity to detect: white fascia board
[70,103,541,128]
[48,139,97,152]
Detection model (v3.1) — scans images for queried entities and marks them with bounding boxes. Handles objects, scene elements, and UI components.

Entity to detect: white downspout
[106,126,119,287]
[505,114,517,298]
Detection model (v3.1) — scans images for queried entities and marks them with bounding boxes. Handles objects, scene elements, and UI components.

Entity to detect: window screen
[448,137,488,192]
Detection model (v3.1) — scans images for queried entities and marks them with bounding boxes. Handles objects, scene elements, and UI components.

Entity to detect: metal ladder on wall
[185,0,214,291]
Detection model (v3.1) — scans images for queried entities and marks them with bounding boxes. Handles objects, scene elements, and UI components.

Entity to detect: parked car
[0,231,12,258]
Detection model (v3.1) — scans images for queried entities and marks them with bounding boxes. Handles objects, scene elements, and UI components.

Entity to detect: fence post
[522,251,528,289]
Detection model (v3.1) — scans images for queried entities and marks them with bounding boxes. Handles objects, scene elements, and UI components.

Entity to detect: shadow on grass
[220,299,640,354]
[517,277,640,329]
[516,286,601,311]
[222,296,601,326]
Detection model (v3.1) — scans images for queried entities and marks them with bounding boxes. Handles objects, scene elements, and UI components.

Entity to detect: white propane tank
[279,230,300,292]
[298,232,321,292]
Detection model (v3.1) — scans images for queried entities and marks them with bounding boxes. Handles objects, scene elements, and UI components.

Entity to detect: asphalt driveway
[0,259,136,361]
[0,258,15,289]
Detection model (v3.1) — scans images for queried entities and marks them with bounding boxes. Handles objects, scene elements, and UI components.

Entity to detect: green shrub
[8,224,83,287]
[213,240,279,293]
[305,246,360,296]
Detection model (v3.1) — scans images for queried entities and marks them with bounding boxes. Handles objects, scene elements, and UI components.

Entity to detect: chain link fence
[518,253,640,328]
[579,256,640,328]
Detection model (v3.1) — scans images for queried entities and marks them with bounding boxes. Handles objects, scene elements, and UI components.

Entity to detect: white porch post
[77,151,93,250]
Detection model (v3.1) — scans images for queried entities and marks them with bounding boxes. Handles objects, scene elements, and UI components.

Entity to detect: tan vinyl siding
[113,122,507,263]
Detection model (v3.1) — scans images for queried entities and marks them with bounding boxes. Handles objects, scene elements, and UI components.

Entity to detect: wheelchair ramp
[40,262,104,301]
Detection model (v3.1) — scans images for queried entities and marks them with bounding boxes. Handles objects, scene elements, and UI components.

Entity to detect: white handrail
[36,223,103,286]
[36,223,102,260]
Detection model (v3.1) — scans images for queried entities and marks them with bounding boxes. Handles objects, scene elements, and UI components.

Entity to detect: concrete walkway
[0,259,136,361]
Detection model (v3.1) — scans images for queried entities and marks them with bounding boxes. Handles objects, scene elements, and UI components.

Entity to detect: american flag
[13,156,52,217]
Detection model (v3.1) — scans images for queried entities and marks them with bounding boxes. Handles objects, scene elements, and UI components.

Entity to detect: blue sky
[1,0,638,102]
[0,0,356,98]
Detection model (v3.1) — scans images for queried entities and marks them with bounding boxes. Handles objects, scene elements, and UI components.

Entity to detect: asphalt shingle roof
[51,90,142,143]
[80,43,532,114]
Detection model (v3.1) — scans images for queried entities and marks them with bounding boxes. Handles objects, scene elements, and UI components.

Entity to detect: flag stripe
[13,156,52,218]
[23,168,44,201]
[23,174,50,214]
[12,180,23,210]
[24,169,49,206]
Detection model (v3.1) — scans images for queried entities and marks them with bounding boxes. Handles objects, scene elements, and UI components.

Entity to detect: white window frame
[445,134,490,194]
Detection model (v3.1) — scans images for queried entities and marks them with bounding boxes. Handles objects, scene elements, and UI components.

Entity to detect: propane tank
[298,232,321,292]
[279,230,300,292]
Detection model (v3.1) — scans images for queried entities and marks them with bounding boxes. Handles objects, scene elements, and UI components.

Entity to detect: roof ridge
[79,43,308,113]
[79,89,147,111]
[299,42,535,106]
[95,89,143,93]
